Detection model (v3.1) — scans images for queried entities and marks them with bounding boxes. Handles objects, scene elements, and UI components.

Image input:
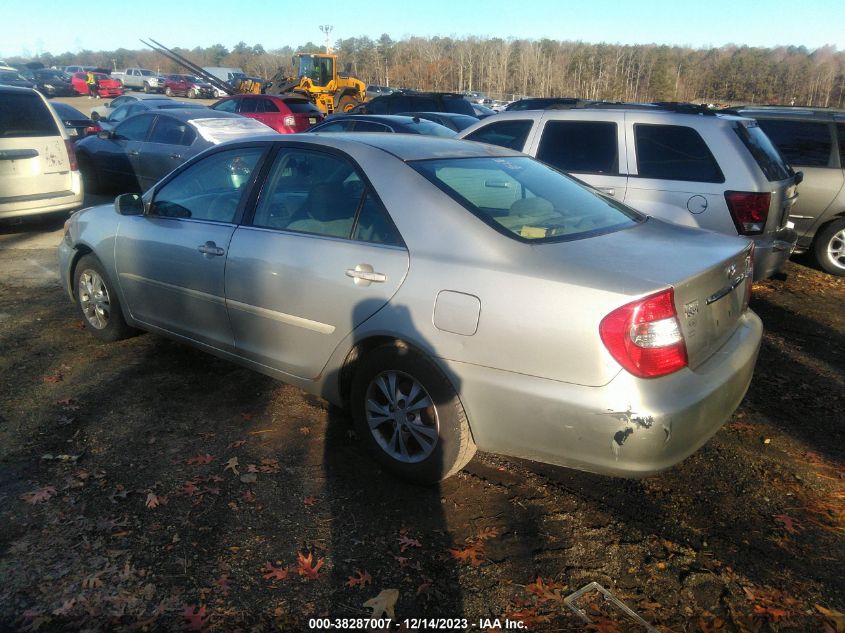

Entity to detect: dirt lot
[0,214,843,632]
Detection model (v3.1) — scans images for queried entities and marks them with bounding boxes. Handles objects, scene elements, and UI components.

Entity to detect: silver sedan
[58,134,762,483]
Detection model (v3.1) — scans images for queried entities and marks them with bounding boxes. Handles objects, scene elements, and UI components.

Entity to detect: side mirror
[114,193,144,216]
[97,129,112,140]
[793,171,804,186]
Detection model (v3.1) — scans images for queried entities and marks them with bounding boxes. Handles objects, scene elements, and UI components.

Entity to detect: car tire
[90,111,100,122]
[189,88,197,99]
[165,86,172,97]
[338,95,358,112]
[350,342,476,484]
[143,82,150,94]
[77,154,101,194]
[813,218,845,276]
[73,255,135,342]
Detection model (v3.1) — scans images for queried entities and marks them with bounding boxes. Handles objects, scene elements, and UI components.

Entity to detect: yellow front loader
[268,53,367,115]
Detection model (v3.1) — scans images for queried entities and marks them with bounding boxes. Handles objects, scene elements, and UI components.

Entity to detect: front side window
[463,120,533,151]
[252,149,402,245]
[212,99,238,113]
[755,119,833,167]
[634,124,724,182]
[537,121,619,174]
[150,147,263,222]
[411,156,641,242]
[114,114,154,141]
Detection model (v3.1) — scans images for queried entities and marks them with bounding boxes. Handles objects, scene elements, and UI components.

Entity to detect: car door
[526,113,628,200]
[135,114,198,191]
[94,113,155,191]
[114,146,267,351]
[225,146,409,380]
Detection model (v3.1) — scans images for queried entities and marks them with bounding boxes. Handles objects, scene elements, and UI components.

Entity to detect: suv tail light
[725,191,771,235]
[599,288,688,378]
[283,115,296,127]
[64,140,78,172]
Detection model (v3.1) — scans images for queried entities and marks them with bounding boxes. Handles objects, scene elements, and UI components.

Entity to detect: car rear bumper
[0,177,83,221]
[751,226,797,280]
[439,309,762,478]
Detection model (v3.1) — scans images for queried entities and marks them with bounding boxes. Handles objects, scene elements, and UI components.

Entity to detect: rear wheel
[189,88,197,99]
[350,343,476,484]
[338,95,358,112]
[813,218,845,276]
[143,82,150,94]
[74,255,135,342]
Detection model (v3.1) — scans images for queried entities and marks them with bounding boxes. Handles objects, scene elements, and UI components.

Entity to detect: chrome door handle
[596,187,615,196]
[198,241,225,257]
[346,264,385,286]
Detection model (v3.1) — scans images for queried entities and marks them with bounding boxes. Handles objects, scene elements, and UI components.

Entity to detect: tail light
[283,115,296,128]
[64,140,78,172]
[599,288,688,378]
[725,191,771,235]
[84,123,101,136]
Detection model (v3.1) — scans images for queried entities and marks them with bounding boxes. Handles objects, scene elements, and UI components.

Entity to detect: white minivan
[0,85,83,222]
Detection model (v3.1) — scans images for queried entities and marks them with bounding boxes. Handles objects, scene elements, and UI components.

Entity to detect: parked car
[22,68,76,97]
[70,72,123,98]
[58,134,761,483]
[110,68,166,93]
[459,102,800,280]
[210,94,323,133]
[366,84,396,99]
[163,74,215,99]
[309,114,455,137]
[504,97,580,111]
[0,86,83,221]
[0,70,36,89]
[727,106,845,275]
[396,111,480,132]
[350,91,477,116]
[74,109,271,193]
[90,93,177,121]
[49,102,100,142]
[97,99,208,132]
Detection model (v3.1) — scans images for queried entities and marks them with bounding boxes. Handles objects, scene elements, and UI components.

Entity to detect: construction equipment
[267,53,367,114]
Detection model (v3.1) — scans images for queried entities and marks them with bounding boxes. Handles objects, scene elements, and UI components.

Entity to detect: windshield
[298,55,333,87]
[411,156,641,242]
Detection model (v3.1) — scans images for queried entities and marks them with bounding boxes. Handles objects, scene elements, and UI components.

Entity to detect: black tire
[188,88,197,99]
[143,82,150,94]
[73,255,135,342]
[90,111,100,122]
[350,342,476,484]
[337,95,358,112]
[77,154,101,194]
[165,86,172,97]
[812,218,845,276]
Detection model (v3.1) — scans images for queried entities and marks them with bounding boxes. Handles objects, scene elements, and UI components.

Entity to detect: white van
[0,86,83,221]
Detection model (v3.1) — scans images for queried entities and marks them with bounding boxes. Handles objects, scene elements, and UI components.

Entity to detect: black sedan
[23,69,76,97]
[308,114,455,137]
[75,109,273,194]
[0,70,35,89]
[50,102,100,142]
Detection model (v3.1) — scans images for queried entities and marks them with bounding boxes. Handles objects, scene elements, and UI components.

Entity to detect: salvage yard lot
[0,216,843,631]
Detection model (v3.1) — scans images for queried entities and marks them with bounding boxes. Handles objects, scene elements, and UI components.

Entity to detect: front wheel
[74,255,135,342]
[188,88,197,99]
[337,95,359,112]
[813,218,845,276]
[164,86,172,97]
[143,82,150,94]
[350,343,476,484]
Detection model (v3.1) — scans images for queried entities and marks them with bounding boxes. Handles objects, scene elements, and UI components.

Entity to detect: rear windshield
[411,156,641,242]
[0,92,60,137]
[285,100,322,115]
[733,122,792,182]
[405,118,456,137]
[441,95,476,116]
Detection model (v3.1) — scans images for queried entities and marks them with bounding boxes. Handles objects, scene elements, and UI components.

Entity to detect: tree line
[14,36,844,107]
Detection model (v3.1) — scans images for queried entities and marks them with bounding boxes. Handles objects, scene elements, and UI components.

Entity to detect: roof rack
[544,100,716,115]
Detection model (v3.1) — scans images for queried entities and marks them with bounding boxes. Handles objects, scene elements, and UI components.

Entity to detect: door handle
[596,187,615,197]
[198,241,225,257]
[169,153,182,160]
[346,264,386,286]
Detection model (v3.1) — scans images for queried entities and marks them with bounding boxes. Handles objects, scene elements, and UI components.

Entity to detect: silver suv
[458,103,800,280]
[730,106,845,276]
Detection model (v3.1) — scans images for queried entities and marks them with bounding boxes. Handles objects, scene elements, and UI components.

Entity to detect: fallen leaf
[185,454,215,465]
[262,562,290,582]
[145,493,167,509]
[258,458,281,474]
[81,575,103,589]
[363,589,399,619]
[242,490,256,503]
[774,514,802,534]
[346,570,373,588]
[297,552,325,580]
[449,543,484,566]
[223,457,239,476]
[303,495,317,506]
[42,373,63,384]
[179,481,201,496]
[21,486,57,504]
[227,440,246,449]
[816,604,845,632]
[475,526,501,541]
[181,604,208,631]
[526,576,565,602]
[398,535,422,552]
[299,426,311,435]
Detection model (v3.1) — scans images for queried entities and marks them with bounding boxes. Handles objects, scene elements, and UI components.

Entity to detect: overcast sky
[3,0,843,58]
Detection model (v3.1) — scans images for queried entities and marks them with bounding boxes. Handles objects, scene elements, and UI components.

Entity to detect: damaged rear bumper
[439,310,762,478]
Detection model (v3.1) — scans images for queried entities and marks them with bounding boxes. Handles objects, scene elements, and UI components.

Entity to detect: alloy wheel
[78,269,111,330]
[827,227,845,271]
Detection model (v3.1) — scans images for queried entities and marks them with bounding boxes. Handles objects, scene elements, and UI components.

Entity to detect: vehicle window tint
[0,93,59,137]
[114,114,154,141]
[239,99,258,114]
[352,191,403,246]
[351,121,391,132]
[733,122,791,182]
[213,99,238,113]
[537,121,618,174]
[755,119,832,167]
[285,100,322,115]
[838,124,845,165]
[409,97,438,111]
[441,95,477,115]
[151,148,263,222]
[412,156,640,242]
[252,149,363,239]
[463,120,533,151]
[634,124,724,182]
[365,98,388,114]
[148,116,196,146]
[314,121,350,133]
[388,96,410,113]
[262,99,279,113]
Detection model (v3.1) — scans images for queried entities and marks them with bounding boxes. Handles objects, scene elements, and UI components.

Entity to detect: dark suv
[351,91,476,117]
[730,106,845,275]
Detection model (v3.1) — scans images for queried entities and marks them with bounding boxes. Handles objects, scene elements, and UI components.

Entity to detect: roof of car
[726,106,845,121]
[0,84,38,94]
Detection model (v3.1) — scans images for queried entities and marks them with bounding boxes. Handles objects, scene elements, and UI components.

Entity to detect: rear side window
[285,100,322,115]
[838,124,845,165]
[0,93,59,137]
[755,119,832,167]
[148,116,196,146]
[634,124,724,183]
[733,122,791,182]
[407,96,438,111]
[213,99,238,113]
[114,114,154,141]
[464,120,533,151]
[537,121,618,174]
[261,99,279,113]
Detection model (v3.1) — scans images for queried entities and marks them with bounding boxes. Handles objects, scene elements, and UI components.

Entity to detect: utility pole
[319,25,333,54]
